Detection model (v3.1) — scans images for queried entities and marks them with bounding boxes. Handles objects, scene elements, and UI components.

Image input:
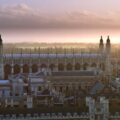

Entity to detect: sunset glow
[1,29,120,43]
[0,0,120,43]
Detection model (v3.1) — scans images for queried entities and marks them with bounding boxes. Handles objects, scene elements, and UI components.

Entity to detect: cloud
[0,4,120,29]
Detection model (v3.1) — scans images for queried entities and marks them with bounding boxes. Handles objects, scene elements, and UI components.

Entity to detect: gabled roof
[4,53,102,59]
[28,71,45,78]
[111,78,120,88]
[10,73,26,80]
[34,71,45,76]
[51,71,96,77]
[90,81,104,95]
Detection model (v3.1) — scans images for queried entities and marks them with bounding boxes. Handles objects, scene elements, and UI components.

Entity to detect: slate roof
[10,73,27,80]
[90,82,104,95]
[111,80,120,88]
[34,72,45,77]
[0,80,9,85]
[111,81,117,88]
[51,71,96,76]
[4,53,102,59]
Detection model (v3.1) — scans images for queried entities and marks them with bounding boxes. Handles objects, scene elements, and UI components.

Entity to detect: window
[38,86,42,91]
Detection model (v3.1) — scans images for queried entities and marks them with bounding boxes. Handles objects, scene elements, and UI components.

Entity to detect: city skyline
[0,1,120,117]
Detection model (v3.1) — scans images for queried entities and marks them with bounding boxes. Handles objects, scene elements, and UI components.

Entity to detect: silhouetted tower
[99,36,104,53]
[105,36,111,84]
[0,35,4,79]
[106,36,111,55]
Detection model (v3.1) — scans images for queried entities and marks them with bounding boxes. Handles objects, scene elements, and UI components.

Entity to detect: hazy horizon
[1,29,120,43]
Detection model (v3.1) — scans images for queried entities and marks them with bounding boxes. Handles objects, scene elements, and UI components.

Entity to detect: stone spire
[99,36,104,53]
[106,36,111,54]
[107,36,110,44]
[105,36,112,84]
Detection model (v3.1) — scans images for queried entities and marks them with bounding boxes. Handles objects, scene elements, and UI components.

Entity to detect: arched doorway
[91,63,97,68]
[83,63,88,70]
[66,63,73,71]
[4,64,11,79]
[58,63,64,71]
[32,64,38,73]
[14,64,20,74]
[100,63,105,71]
[41,64,47,71]
[23,64,29,73]
[75,63,81,70]
[41,64,47,68]
[49,64,55,71]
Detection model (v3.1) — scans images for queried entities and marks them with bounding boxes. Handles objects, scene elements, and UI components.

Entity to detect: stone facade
[0,35,113,80]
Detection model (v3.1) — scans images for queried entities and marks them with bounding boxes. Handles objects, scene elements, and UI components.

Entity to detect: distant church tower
[99,36,104,53]
[105,36,111,83]
[106,36,111,55]
[0,35,4,79]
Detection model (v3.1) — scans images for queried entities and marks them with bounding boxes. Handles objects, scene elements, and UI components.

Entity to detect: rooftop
[4,53,102,59]
[0,80,9,85]
[51,71,97,77]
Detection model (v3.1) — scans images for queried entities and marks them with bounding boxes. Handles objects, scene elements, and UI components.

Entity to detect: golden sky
[1,0,120,43]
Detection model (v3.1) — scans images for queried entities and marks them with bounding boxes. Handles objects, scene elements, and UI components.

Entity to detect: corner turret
[99,36,104,53]
[106,36,111,54]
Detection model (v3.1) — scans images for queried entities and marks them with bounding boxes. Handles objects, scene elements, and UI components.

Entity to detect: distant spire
[38,47,41,56]
[100,36,103,43]
[106,35,111,54]
[47,48,49,59]
[99,36,104,54]
[20,48,23,58]
[72,48,75,55]
[11,49,14,59]
[29,48,31,57]
[107,35,110,43]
